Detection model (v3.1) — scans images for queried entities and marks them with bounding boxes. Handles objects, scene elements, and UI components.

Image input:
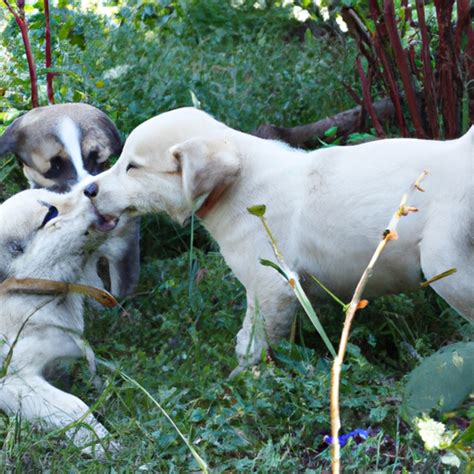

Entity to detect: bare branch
[330,170,428,473]
[2,0,39,107]
[356,58,386,137]
[44,0,54,104]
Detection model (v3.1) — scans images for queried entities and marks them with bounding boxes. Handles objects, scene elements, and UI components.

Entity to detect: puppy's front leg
[233,281,297,376]
[107,216,141,298]
[0,375,118,458]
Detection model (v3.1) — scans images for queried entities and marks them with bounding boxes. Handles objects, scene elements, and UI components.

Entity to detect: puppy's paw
[235,328,267,368]
[228,365,246,380]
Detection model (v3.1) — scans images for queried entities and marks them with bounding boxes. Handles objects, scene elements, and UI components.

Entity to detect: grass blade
[119,371,209,473]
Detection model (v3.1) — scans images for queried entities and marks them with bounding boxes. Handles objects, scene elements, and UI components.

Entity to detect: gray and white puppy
[0,103,140,297]
[0,188,118,456]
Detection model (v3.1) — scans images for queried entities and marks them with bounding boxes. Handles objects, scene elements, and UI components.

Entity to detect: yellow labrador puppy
[84,107,473,368]
[0,188,118,456]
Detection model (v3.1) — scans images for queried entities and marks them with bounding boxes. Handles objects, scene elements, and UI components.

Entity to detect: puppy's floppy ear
[80,112,123,173]
[0,119,20,157]
[95,112,123,157]
[170,137,241,206]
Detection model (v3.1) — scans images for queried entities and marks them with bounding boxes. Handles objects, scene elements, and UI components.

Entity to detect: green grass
[0,249,470,472]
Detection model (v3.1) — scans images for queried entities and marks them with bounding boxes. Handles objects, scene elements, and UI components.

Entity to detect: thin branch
[434,0,459,138]
[356,58,386,137]
[44,0,54,104]
[384,0,425,138]
[370,24,408,136]
[330,170,428,473]
[2,0,39,108]
[416,0,440,138]
[454,0,470,55]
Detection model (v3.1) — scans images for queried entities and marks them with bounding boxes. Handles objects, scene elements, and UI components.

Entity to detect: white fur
[0,189,118,456]
[89,107,474,368]
[57,116,89,182]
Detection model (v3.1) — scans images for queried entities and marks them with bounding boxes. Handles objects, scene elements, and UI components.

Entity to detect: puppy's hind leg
[0,374,119,458]
[420,211,474,321]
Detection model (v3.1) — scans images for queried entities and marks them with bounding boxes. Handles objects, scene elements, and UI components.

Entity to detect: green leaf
[292,279,336,357]
[401,342,474,420]
[324,125,338,137]
[309,274,345,308]
[453,419,474,447]
[259,258,287,279]
[189,89,201,109]
[247,204,266,217]
[346,132,376,144]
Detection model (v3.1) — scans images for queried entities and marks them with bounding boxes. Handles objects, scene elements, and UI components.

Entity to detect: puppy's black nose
[84,182,99,198]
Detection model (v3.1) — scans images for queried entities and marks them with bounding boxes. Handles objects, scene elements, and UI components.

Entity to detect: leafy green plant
[402,341,474,419]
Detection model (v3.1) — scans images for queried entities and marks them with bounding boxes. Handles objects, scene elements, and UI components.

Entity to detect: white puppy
[84,107,473,368]
[0,188,117,456]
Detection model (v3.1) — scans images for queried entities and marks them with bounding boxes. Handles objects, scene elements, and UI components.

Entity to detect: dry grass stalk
[330,170,428,473]
[0,277,117,307]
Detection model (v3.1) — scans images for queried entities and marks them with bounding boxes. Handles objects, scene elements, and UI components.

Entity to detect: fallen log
[253,97,396,147]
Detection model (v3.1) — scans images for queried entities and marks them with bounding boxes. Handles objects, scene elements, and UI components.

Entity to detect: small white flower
[335,14,348,32]
[292,6,310,22]
[415,416,456,451]
[319,6,330,21]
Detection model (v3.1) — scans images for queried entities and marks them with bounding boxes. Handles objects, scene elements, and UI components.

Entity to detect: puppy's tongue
[94,211,119,232]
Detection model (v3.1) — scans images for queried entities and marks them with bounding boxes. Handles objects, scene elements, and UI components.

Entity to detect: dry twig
[0,277,117,307]
[330,170,428,473]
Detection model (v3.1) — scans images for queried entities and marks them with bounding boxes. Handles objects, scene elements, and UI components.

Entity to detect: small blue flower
[323,428,369,447]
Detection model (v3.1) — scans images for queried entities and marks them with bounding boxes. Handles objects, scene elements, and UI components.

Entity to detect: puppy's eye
[40,206,59,228]
[126,163,138,172]
[45,156,64,179]
[8,241,23,256]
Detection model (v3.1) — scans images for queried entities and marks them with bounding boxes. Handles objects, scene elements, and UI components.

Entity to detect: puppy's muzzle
[93,209,119,232]
[84,182,118,231]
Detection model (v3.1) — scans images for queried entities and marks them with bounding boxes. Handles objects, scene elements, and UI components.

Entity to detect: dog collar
[195,184,229,220]
[0,277,117,307]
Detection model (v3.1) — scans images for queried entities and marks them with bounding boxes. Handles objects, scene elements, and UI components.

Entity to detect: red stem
[454,0,472,126]
[341,80,363,106]
[368,0,408,136]
[44,0,54,104]
[463,5,474,124]
[415,0,440,138]
[434,0,458,138]
[3,0,39,108]
[341,7,385,86]
[356,57,386,137]
[454,0,470,57]
[384,0,425,138]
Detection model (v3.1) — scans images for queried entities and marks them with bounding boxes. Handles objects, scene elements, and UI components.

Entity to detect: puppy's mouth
[93,209,119,232]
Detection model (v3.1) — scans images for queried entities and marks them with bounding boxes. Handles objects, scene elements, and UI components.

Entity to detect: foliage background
[0,1,472,471]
